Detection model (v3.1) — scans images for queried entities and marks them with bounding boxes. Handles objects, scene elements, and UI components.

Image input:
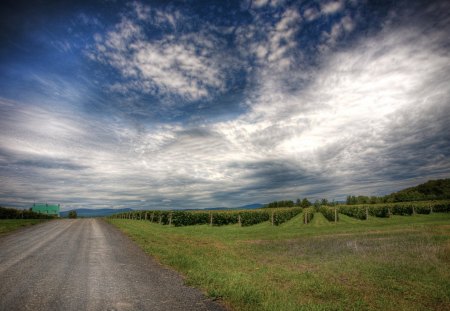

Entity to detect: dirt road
[0,219,224,311]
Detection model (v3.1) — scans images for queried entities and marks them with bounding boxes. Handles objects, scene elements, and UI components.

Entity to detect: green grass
[0,219,49,236]
[107,213,450,311]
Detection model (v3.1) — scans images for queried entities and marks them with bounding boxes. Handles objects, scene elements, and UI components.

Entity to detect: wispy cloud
[0,0,449,210]
[90,5,236,103]
[321,0,344,15]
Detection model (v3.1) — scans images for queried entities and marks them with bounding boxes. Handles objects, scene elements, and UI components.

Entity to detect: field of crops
[110,200,450,226]
[110,207,303,226]
[108,207,450,311]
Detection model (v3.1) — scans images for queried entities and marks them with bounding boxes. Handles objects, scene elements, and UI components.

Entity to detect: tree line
[265,198,338,208]
[0,206,56,219]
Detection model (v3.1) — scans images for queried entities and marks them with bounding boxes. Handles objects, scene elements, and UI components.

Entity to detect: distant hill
[386,178,450,202]
[60,208,133,218]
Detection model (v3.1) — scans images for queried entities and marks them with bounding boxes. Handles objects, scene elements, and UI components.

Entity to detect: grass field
[0,219,49,236]
[108,213,450,311]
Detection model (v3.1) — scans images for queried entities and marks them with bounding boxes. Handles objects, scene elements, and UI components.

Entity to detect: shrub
[303,209,314,224]
[432,201,450,213]
[338,205,367,220]
[0,206,55,219]
[211,212,239,226]
[320,206,338,222]
[68,210,77,219]
[390,203,413,216]
[240,210,270,226]
[368,205,390,218]
[273,208,302,226]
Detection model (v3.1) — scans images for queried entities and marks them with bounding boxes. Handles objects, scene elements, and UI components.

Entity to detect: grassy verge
[0,219,49,236]
[107,213,450,311]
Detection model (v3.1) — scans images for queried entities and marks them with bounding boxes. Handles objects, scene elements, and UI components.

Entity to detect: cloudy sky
[0,0,449,210]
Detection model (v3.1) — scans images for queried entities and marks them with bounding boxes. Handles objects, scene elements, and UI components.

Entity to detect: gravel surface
[0,219,225,311]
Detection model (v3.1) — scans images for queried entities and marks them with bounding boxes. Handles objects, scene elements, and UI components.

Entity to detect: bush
[211,212,239,226]
[68,210,77,219]
[240,210,270,226]
[338,205,367,220]
[432,201,450,213]
[390,203,413,216]
[272,208,302,226]
[303,209,314,224]
[368,205,390,218]
[171,211,209,226]
[320,206,338,222]
[0,206,55,219]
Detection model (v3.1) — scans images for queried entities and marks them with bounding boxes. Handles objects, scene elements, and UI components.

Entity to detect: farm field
[108,212,450,311]
[0,219,49,236]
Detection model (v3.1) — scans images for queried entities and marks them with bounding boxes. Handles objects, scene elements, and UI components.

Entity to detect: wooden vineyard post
[151,213,154,222]
[145,212,147,221]
[158,215,162,225]
[271,211,274,226]
[365,207,369,220]
[334,208,337,223]
[238,215,241,227]
[209,212,213,226]
[169,213,172,226]
[412,206,415,216]
[304,212,308,224]
[430,204,433,214]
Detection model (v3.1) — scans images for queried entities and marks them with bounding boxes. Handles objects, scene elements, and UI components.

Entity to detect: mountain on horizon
[60,208,133,218]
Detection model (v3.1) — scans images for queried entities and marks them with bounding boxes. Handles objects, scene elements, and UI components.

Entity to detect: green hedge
[338,205,367,220]
[368,205,390,218]
[433,201,450,213]
[273,208,303,226]
[303,209,314,224]
[0,206,56,219]
[171,211,209,226]
[320,206,338,222]
[240,210,270,226]
[111,208,302,227]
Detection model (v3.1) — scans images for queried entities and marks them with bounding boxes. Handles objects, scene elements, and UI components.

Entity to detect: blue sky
[0,0,449,210]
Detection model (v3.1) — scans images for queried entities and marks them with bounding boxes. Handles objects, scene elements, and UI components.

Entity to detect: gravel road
[0,219,225,311]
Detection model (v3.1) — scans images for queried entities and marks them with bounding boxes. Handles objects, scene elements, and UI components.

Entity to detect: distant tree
[68,210,77,219]
[296,198,301,206]
[346,195,358,205]
[321,198,329,206]
[301,198,311,208]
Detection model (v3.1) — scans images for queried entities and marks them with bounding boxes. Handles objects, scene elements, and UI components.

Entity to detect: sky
[0,0,449,211]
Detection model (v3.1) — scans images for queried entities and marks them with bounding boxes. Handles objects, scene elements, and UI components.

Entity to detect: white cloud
[252,0,286,9]
[92,8,231,102]
[216,24,450,195]
[238,6,301,72]
[321,1,344,15]
[303,7,320,22]
[252,0,269,8]
[320,15,355,51]
[2,2,450,209]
